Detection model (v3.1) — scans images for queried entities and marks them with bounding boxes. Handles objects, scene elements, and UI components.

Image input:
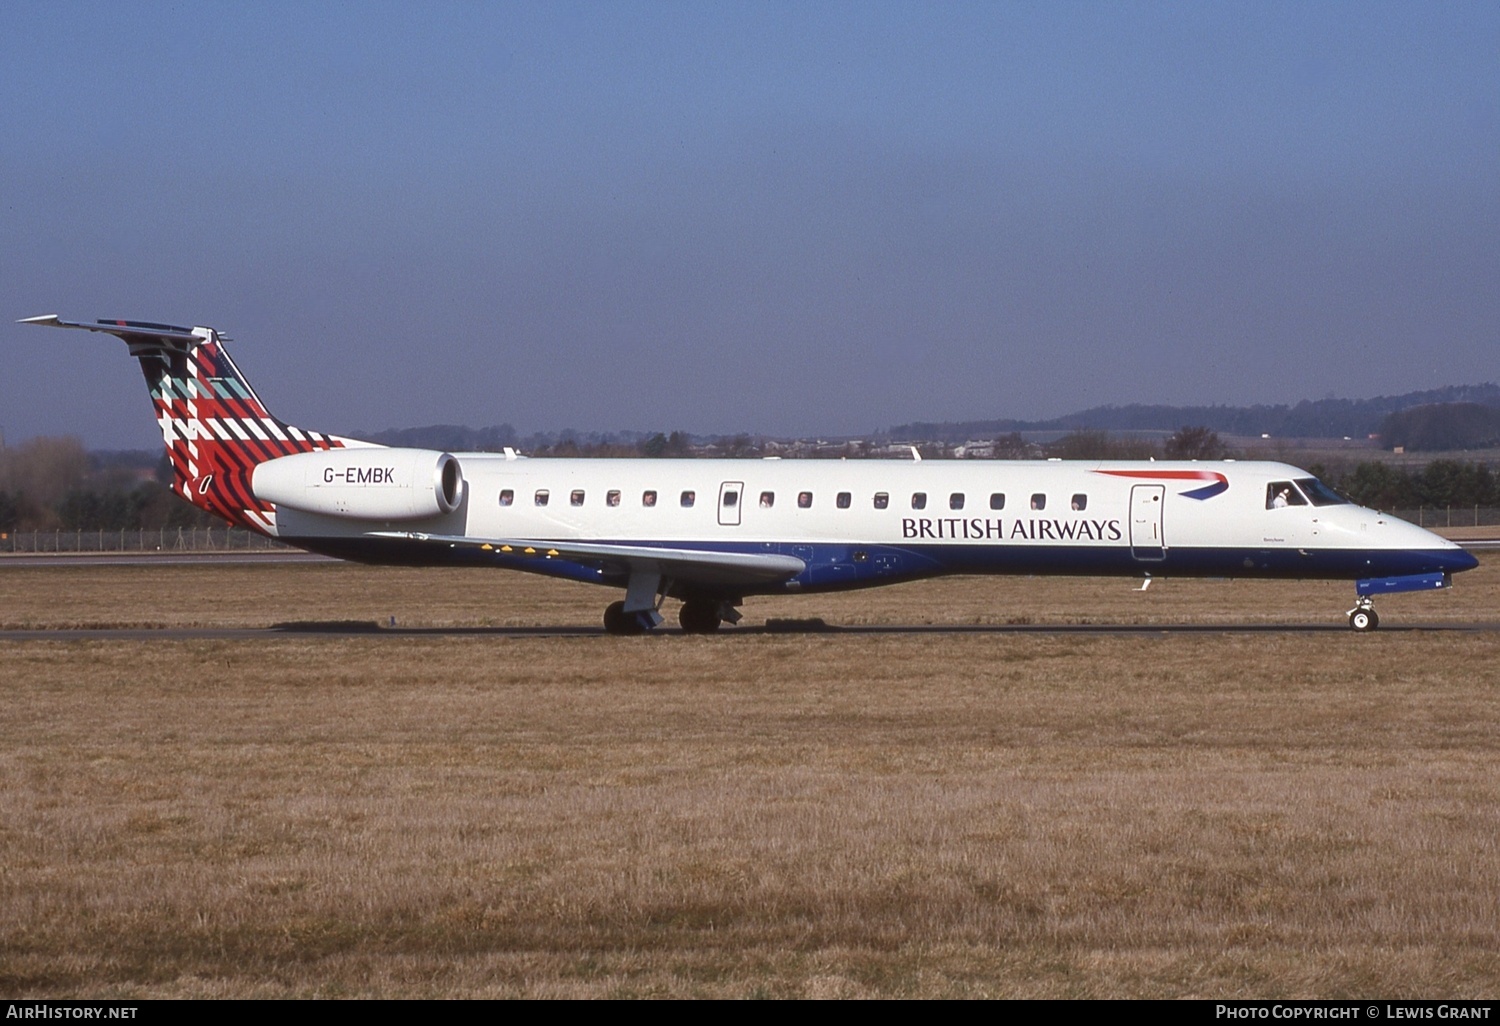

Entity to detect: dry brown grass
[1,557,1498,997]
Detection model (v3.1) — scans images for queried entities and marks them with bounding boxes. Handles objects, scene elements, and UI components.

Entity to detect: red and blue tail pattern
[21,316,350,534]
[138,327,347,533]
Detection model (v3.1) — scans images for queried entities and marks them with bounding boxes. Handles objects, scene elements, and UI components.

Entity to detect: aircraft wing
[370,532,806,587]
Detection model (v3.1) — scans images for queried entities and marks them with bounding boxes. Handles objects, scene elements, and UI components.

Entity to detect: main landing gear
[602,598,741,636]
[1347,596,1379,632]
[603,600,650,636]
[678,599,723,634]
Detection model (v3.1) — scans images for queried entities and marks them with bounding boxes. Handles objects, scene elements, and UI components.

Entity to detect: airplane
[21,314,1480,633]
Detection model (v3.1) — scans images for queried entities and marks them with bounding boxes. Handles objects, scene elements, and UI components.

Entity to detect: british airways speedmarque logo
[1095,469,1229,500]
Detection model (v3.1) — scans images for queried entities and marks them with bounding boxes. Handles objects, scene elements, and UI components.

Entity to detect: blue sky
[3,1,1496,448]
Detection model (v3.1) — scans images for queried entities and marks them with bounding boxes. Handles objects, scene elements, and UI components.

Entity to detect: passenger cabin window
[989,493,1005,511]
[1030,493,1046,511]
[949,493,964,510]
[535,489,549,507]
[873,492,889,509]
[1267,482,1307,509]
[607,490,621,507]
[1071,494,1087,511]
[837,492,852,509]
[912,492,927,510]
[570,490,585,507]
[798,491,813,508]
[499,489,514,507]
[642,490,657,507]
[759,491,775,508]
[723,489,739,507]
[681,490,696,508]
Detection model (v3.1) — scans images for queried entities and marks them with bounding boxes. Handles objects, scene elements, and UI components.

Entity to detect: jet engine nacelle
[251,448,464,521]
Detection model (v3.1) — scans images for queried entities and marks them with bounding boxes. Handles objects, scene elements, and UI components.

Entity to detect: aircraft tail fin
[20,315,356,533]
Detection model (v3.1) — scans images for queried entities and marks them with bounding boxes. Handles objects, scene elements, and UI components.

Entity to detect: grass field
[2,558,1498,997]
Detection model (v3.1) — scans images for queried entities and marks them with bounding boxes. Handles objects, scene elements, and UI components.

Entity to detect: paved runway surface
[3,621,1497,641]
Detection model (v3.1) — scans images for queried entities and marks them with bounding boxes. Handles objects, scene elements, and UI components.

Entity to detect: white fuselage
[269,456,1471,594]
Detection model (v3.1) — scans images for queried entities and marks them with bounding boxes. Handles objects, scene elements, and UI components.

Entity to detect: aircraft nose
[1446,547,1481,573]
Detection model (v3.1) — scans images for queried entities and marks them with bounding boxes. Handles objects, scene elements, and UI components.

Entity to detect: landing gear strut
[1347,597,1379,632]
[603,570,669,635]
[604,586,742,637]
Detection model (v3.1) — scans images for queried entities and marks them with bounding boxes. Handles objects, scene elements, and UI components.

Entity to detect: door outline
[1129,484,1166,561]
[718,480,744,527]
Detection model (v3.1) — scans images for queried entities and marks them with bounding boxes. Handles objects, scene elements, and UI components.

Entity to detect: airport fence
[1391,507,1500,529]
[0,527,296,553]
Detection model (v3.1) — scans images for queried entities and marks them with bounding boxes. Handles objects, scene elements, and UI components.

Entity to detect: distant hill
[359,423,520,452]
[355,423,652,452]
[889,384,1500,443]
[332,383,1500,453]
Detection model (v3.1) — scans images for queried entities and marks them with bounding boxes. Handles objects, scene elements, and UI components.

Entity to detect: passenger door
[1129,484,1165,561]
[718,481,744,527]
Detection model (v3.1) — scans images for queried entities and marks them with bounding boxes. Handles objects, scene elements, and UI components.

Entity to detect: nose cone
[1442,546,1481,574]
[1409,526,1479,574]
[1356,510,1483,577]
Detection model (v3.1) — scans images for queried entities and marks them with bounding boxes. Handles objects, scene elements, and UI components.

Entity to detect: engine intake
[252,448,464,520]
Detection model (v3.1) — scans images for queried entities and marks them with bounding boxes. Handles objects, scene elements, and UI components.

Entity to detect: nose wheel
[1347,598,1379,632]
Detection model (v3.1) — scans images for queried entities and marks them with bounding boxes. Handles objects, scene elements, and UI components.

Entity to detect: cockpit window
[1295,478,1349,507]
[1266,482,1306,508]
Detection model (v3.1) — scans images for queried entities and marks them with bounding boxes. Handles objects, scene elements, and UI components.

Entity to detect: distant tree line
[1379,403,1500,452]
[1309,459,1498,511]
[0,438,211,534]
[363,424,763,458]
[461,430,763,458]
[1013,426,1229,461]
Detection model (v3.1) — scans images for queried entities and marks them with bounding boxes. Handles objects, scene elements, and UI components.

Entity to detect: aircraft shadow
[4,621,1491,642]
[265,619,1494,637]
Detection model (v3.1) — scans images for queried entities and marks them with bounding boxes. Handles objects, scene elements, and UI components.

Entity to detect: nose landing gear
[1347,597,1379,632]
[1346,571,1456,631]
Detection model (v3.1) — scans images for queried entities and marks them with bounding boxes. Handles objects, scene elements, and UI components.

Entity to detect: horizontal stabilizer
[372,532,807,588]
[20,315,207,351]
